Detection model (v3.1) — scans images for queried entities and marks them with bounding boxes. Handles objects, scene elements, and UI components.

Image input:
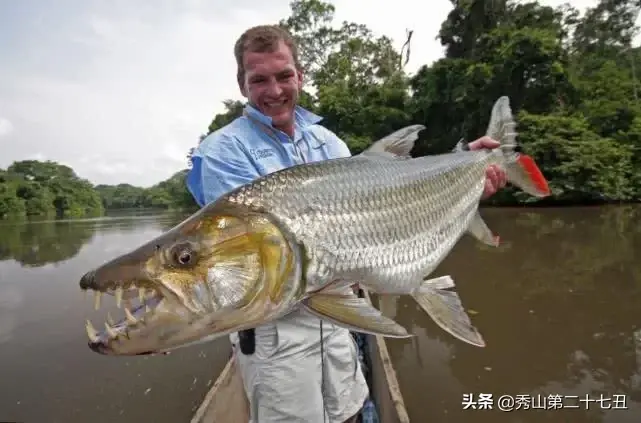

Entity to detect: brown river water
[0,206,639,422]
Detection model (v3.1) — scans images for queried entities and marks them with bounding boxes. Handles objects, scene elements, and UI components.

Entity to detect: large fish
[79,96,550,355]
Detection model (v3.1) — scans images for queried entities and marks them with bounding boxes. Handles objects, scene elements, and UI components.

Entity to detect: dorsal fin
[362,124,425,158]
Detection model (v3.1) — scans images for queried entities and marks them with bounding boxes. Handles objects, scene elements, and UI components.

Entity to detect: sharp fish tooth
[94,291,101,310]
[105,322,118,338]
[115,287,123,308]
[145,305,151,313]
[125,307,138,324]
[85,320,99,342]
[138,288,145,303]
[107,312,115,326]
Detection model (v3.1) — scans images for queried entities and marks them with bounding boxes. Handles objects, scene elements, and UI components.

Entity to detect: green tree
[24,0,635,212]
[280,0,413,153]
[0,160,104,219]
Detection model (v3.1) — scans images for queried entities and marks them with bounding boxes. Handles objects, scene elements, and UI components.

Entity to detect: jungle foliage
[3,0,641,219]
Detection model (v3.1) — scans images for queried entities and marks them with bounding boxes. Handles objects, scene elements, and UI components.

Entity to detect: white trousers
[231,308,369,423]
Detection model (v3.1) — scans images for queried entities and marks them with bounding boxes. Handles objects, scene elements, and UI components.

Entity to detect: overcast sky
[0,0,629,187]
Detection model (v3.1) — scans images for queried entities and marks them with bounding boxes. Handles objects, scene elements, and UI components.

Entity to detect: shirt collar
[244,102,323,140]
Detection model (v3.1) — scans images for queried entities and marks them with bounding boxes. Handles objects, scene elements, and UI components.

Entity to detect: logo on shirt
[249,148,275,161]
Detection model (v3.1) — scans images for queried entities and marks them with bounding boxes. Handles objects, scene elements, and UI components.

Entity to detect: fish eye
[176,251,191,265]
[170,243,197,268]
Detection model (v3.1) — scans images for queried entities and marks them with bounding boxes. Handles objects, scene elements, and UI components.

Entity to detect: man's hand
[468,136,507,199]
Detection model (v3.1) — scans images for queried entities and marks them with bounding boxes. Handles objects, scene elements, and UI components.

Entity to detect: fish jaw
[79,201,303,356]
[84,295,209,356]
[84,294,285,356]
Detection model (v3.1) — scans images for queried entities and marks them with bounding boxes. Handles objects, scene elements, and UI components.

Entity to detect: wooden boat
[190,292,410,423]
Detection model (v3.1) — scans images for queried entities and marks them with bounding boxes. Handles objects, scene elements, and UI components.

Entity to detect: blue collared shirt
[186,103,352,206]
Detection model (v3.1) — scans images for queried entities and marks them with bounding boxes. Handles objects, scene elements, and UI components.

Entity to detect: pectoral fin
[413,275,486,347]
[303,293,411,338]
[467,211,500,247]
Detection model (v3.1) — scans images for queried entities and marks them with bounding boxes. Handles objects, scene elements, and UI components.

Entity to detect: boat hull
[190,292,409,423]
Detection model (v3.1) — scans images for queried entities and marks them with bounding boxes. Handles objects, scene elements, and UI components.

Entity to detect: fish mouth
[80,268,172,356]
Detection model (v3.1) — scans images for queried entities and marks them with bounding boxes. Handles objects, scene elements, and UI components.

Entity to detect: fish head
[79,202,302,356]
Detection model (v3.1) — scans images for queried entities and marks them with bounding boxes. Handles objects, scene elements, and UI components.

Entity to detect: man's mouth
[264,99,288,110]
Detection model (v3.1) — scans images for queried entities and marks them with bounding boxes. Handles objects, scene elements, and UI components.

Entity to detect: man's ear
[238,79,248,98]
[296,68,304,90]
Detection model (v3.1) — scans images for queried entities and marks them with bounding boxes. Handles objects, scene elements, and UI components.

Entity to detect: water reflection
[0,219,96,266]
[380,206,641,423]
[0,211,189,267]
[0,211,228,423]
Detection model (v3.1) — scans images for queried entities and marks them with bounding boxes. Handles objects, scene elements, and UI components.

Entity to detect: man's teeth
[266,99,286,107]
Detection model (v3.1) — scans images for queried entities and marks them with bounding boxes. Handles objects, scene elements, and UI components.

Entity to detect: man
[186,25,506,423]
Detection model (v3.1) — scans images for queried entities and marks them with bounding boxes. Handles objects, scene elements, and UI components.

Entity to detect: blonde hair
[234,25,301,87]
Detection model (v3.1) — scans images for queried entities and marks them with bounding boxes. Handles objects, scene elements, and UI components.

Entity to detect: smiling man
[186,25,506,423]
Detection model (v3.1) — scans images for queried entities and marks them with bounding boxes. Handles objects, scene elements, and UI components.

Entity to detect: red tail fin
[505,154,551,197]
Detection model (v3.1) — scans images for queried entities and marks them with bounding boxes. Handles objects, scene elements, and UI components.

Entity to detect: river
[380,205,641,423]
[0,206,639,422]
[0,211,230,423]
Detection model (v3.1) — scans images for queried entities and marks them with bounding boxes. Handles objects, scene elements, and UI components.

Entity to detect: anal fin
[412,275,486,347]
[303,293,411,338]
[467,211,500,247]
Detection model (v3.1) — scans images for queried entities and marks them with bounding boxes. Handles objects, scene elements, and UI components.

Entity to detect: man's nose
[265,80,283,97]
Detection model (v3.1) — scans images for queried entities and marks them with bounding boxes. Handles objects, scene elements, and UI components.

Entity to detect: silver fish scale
[225,149,503,293]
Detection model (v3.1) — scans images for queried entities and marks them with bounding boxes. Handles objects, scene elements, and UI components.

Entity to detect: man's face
[240,41,303,131]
